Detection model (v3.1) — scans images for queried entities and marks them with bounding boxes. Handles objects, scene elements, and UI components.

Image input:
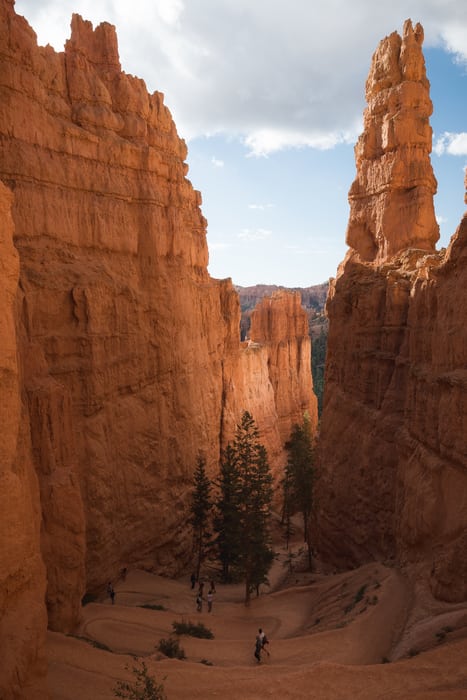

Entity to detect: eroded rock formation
[317,20,467,601]
[249,291,318,440]
[0,3,316,696]
[346,20,439,261]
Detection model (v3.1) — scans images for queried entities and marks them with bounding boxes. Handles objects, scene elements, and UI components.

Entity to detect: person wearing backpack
[258,628,270,656]
[254,634,262,663]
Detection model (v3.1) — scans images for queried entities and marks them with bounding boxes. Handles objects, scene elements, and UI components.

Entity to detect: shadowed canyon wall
[0,2,316,696]
[317,20,467,602]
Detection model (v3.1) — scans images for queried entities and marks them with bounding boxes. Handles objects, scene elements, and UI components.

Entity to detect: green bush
[157,637,185,660]
[172,621,214,639]
[113,661,166,699]
[81,593,98,606]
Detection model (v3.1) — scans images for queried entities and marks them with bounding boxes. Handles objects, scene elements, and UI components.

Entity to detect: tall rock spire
[346,19,439,262]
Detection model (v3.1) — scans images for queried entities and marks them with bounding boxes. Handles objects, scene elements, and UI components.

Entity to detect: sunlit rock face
[317,20,467,602]
[346,20,439,262]
[0,3,317,696]
[249,291,318,442]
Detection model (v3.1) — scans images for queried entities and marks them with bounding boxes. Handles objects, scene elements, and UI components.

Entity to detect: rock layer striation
[317,20,467,602]
[0,3,316,697]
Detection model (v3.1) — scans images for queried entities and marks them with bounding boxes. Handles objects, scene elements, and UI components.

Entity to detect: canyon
[0,2,316,697]
[317,20,467,601]
[1,4,466,700]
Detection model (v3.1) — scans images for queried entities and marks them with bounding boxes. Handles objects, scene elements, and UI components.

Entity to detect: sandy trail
[47,550,467,699]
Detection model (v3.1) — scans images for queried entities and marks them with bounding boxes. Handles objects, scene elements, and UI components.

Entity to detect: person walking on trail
[196,593,203,612]
[258,628,270,656]
[190,572,196,590]
[110,587,115,605]
[254,634,262,663]
[207,590,213,612]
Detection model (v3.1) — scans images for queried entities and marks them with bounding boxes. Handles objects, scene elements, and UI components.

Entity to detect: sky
[13,0,467,287]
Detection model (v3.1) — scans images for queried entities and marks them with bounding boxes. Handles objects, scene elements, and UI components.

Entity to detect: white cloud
[14,1,467,153]
[248,203,274,210]
[436,214,448,225]
[434,132,467,156]
[244,127,358,157]
[211,157,224,168]
[156,0,184,26]
[238,228,272,241]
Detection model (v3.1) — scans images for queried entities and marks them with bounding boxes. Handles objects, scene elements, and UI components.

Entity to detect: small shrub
[172,621,214,639]
[355,585,367,603]
[200,658,213,666]
[157,637,185,660]
[81,593,98,606]
[435,630,446,642]
[139,604,166,611]
[113,661,166,699]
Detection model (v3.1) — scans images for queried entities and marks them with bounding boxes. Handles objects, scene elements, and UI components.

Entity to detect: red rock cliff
[0,3,316,696]
[317,20,467,602]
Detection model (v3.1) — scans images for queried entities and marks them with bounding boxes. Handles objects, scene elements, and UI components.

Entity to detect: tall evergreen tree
[283,413,315,569]
[234,411,274,605]
[213,444,242,583]
[189,455,212,581]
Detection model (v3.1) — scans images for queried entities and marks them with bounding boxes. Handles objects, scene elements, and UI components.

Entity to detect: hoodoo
[0,2,316,697]
[317,20,467,601]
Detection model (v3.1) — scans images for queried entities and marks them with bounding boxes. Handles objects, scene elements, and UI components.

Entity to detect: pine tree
[190,455,212,581]
[213,443,242,583]
[234,411,274,605]
[280,458,295,550]
[213,412,274,602]
[284,413,315,569]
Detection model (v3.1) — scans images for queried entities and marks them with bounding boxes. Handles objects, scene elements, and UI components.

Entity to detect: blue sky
[14,1,467,286]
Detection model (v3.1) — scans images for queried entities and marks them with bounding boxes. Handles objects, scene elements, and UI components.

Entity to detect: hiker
[196,593,203,612]
[258,627,270,656]
[110,587,115,605]
[207,590,213,612]
[190,572,196,589]
[106,581,113,598]
[198,580,205,597]
[210,579,216,593]
[254,634,262,663]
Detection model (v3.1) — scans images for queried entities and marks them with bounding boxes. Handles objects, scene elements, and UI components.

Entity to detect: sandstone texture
[0,181,48,699]
[346,21,439,262]
[317,20,467,601]
[249,291,318,441]
[0,2,316,696]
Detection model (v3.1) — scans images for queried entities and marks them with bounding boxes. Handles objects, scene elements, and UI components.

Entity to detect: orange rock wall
[0,3,316,696]
[317,21,467,602]
[249,291,318,442]
[0,181,48,699]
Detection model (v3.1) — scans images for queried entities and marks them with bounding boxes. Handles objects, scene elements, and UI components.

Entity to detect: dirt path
[47,554,467,699]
